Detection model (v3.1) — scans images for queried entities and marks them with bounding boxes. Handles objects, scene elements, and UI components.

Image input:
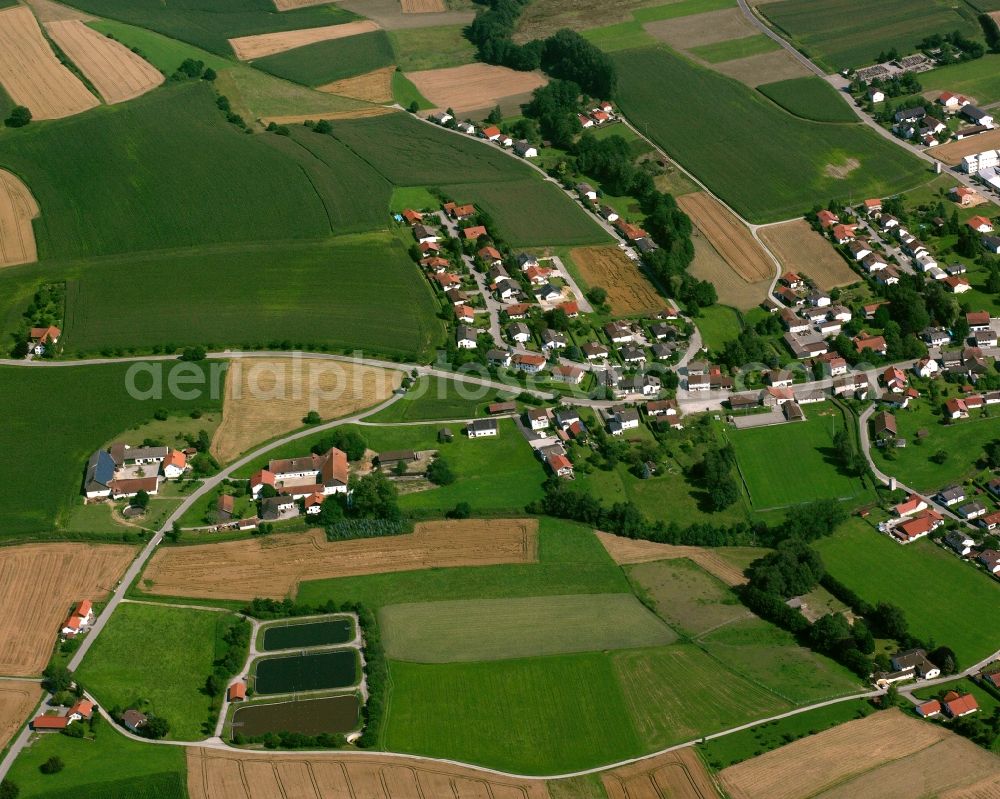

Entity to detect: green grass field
[296,518,631,609]
[757,76,858,123]
[0,363,222,539]
[381,593,676,662]
[697,304,743,351]
[816,518,1000,665]
[582,21,658,53]
[761,0,982,72]
[365,376,504,422]
[389,25,476,72]
[77,603,244,740]
[729,404,868,509]
[385,653,643,773]
[612,46,931,222]
[690,34,780,64]
[1,235,442,359]
[253,31,395,86]
[918,54,1000,106]
[61,0,356,56]
[5,725,186,799]
[633,0,736,21]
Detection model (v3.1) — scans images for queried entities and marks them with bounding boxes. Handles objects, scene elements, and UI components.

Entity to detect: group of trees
[851,72,922,100]
[694,445,741,511]
[918,30,985,62]
[204,618,251,706]
[981,13,1000,54]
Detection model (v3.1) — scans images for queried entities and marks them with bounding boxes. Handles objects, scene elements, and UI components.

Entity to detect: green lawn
[296,518,631,609]
[690,34,780,64]
[380,593,676,662]
[391,71,432,110]
[5,725,187,799]
[77,603,245,740]
[389,25,476,72]
[612,46,931,223]
[253,31,395,86]
[728,403,868,509]
[582,20,658,53]
[365,376,504,423]
[0,363,222,539]
[697,304,743,351]
[389,186,440,213]
[757,76,858,123]
[760,0,982,72]
[816,518,1000,665]
[920,54,1000,106]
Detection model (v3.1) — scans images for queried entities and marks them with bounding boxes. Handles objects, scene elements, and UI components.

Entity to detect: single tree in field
[4,106,31,128]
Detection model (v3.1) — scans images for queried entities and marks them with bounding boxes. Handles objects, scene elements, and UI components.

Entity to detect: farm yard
[209,357,402,463]
[253,31,396,86]
[569,246,668,315]
[44,19,163,104]
[406,63,548,115]
[0,170,39,268]
[139,520,539,601]
[0,682,42,752]
[920,54,1000,106]
[612,46,931,222]
[758,219,859,291]
[228,19,380,60]
[0,6,98,119]
[231,695,360,737]
[186,748,550,799]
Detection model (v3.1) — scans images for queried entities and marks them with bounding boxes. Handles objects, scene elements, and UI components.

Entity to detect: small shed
[438,428,454,443]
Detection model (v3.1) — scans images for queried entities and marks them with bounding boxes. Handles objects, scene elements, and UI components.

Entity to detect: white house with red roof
[251,448,348,499]
[61,600,94,637]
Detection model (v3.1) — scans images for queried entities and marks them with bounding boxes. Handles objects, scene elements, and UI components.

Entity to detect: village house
[576,182,597,202]
[551,365,584,384]
[916,700,942,718]
[923,326,951,346]
[606,406,640,436]
[582,341,610,360]
[507,322,531,344]
[938,485,966,506]
[604,321,633,344]
[945,530,975,556]
[28,326,60,356]
[862,252,889,273]
[872,411,897,443]
[961,105,994,127]
[967,215,994,234]
[463,225,489,241]
[228,682,247,703]
[945,398,969,419]
[914,357,939,378]
[942,691,979,718]
[61,600,94,637]
[512,352,546,373]
[467,419,499,438]
[816,211,838,230]
[890,509,943,543]
[251,447,348,500]
[526,407,551,431]
[959,501,988,520]
[979,549,1000,575]
[513,140,538,158]
[848,240,873,260]
[950,186,981,207]
[981,511,1000,531]
[894,493,926,517]
[456,325,477,349]
[478,246,503,267]
[854,332,888,356]
[546,453,574,479]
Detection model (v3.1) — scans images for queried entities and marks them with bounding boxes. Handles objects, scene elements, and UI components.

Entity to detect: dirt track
[187,748,550,798]
[595,531,750,586]
[571,246,666,316]
[0,6,99,120]
[45,20,163,105]
[140,520,539,601]
[229,20,380,61]
[758,220,858,291]
[0,543,136,676]
[0,682,42,752]
[319,66,396,103]
[408,63,547,114]
[0,170,40,268]
[210,358,402,464]
[603,747,720,799]
[677,193,773,282]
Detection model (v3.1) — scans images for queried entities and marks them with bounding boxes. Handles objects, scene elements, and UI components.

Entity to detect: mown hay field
[613,46,930,222]
[210,357,402,463]
[140,520,539,601]
[0,6,98,119]
[758,219,859,290]
[229,19,378,60]
[0,543,134,675]
[45,19,163,104]
[253,30,395,86]
[381,593,676,662]
[407,63,547,114]
[0,170,39,268]
[187,748,550,799]
[570,246,667,315]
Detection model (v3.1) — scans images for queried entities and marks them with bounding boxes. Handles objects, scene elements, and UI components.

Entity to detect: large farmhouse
[250,447,349,500]
[84,444,188,500]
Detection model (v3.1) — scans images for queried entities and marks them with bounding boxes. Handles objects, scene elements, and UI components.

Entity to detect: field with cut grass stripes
[381,593,676,662]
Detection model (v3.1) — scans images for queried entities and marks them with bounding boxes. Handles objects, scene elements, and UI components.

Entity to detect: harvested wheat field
[21,0,95,23]
[401,0,446,11]
[0,681,42,750]
[712,50,810,87]
[720,709,958,799]
[0,6,98,120]
[942,772,1000,799]
[142,520,539,601]
[229,20,380,61]
[571,246,666,316]
[408,63,547,115]
[0,543,135,676]
[678,193,774,283]
[45,20,163,105]
[930,129,1000,166]
[0,170,40,268]
[210,358,402,464]
[595,531,751,586]
[758,219,858,291]
[603,747,719,799]
[688,225,769,310]
[188,748,549,799]
[318,66,396,103]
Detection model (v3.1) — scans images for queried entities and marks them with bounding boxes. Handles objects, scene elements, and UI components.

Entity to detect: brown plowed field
[318,66,396,103]
[45,20,163,105]
[758,219,859,291]
[570,245,667,316]
[401,0,446,11]
[0,681,42,751]
[930,129,1000,165]
[209,358,402,464]
[720,709,952,799]
[0,543,135,676]
[677,193,774,282]
[603,747,720,799]
[0,169,40,268]
[595,531,752,586]
[141,519,539,601]
[408,63,547,115]
[229,20,380,61]
[0,6,99,120]
[188,748,550,798]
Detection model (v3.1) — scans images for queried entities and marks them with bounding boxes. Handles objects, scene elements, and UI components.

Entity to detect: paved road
[736,0,825,77]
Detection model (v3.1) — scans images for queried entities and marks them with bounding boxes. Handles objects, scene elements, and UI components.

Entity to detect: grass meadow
[388,25,477,72]
[61,0,356,56]
[816,518,1000,665]
[757,76,858,123]
[690,34,780,64]
[633,0,736,21]
[0,363,222,539]
[760,0,982,72]
[380,593,676,662]
[253,31,395,86]
[77,603,244,740]
[365,376,505,422]
[696,304,743,351]
[612,47,931,222]
[921,54,1000,105]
